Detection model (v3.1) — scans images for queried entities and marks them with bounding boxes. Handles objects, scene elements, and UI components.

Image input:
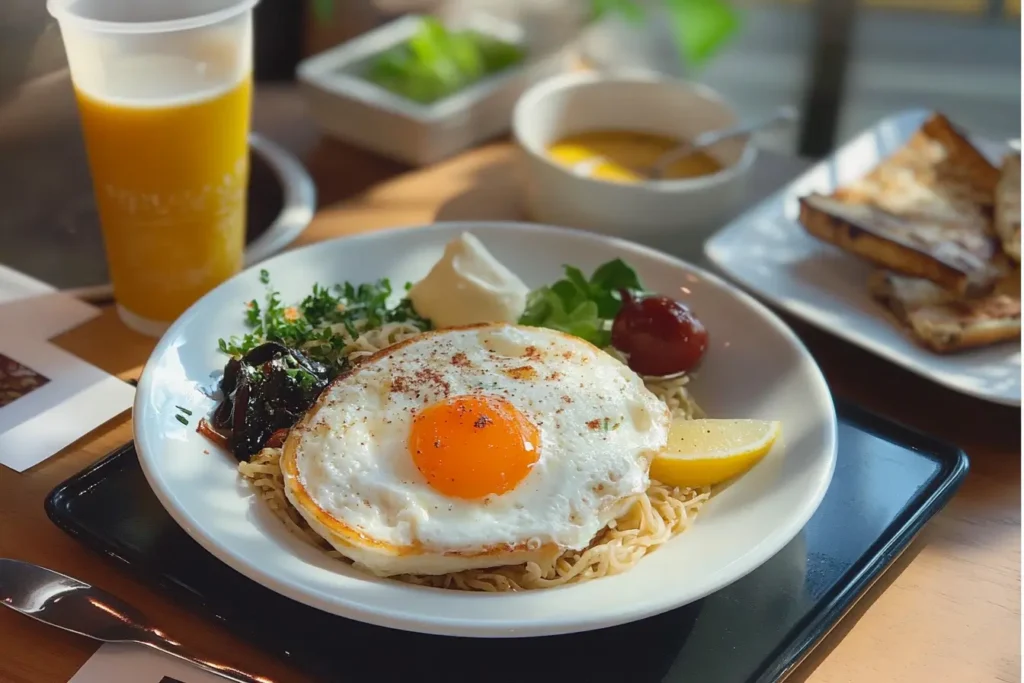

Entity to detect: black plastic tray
[45,400,968,683]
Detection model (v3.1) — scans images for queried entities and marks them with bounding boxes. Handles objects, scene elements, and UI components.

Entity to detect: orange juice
[75,76,252,326]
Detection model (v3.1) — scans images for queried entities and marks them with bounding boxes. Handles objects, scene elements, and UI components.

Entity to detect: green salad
[364,17,525,105]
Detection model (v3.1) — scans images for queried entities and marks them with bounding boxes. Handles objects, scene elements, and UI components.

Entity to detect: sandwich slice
[868,269,1021,353]
[994,152,1021,263]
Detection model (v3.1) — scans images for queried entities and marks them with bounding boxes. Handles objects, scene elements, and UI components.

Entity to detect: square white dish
[297,13,573,166]
[705,109,1020,406]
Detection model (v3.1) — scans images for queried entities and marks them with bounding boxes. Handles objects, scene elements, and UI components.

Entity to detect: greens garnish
[220,259,642,368]
[365,17,525,105]
[518,259,644,347]
[218,273,431,369]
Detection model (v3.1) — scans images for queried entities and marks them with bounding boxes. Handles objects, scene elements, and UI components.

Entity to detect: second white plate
[706,109,1021,407]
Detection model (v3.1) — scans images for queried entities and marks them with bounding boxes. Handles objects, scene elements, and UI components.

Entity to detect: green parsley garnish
[519,259,644,347]
[600,417,623,431]
[218,271,431,369]
[285,367,319,391]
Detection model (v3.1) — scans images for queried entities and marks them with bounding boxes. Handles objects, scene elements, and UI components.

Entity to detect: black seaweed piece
[221,357,242,398]
[215,343,331,461]
[212,396,234,431]
[219,342,329,395]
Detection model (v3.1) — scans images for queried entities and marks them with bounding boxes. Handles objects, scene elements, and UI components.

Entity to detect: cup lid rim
[47,0,259,34]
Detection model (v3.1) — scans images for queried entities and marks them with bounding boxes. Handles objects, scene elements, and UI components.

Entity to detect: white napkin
[0,263,99,338]
[69,643,229,683]
[0,265,134,472]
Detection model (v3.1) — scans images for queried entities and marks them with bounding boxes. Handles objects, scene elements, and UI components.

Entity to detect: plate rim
[704,109,1021,408]
[134,220,839,637]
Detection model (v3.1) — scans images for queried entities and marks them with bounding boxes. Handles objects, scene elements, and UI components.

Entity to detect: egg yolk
[409,395,540,499]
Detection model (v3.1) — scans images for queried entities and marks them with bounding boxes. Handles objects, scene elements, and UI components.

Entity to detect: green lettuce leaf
[519,259,644,346]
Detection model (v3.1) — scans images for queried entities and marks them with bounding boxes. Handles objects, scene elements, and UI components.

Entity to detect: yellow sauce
[547,130,723,183]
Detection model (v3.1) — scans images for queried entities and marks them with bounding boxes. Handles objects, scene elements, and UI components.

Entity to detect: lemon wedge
[651,419,781,488]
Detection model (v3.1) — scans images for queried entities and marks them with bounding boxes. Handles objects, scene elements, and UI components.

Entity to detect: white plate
[706,109,1021,407]
[134,222,837,637]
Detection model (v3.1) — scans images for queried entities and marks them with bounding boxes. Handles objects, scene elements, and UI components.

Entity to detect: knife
[0,558,274,683]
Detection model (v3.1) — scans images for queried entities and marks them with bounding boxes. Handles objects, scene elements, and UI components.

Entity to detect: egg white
[281,323,671,577]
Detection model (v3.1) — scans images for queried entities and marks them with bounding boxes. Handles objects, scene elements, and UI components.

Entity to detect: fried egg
[281,323,671,577]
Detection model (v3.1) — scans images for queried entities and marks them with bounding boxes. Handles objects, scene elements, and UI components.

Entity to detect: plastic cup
[47,0,259,336]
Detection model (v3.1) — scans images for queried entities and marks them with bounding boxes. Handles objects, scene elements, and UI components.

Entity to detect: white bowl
[133,221,836,637]
[513,71,757,258]
[297,14,573,166]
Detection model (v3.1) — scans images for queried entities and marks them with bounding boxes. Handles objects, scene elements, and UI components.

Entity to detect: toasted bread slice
[995,153,1021,262]
[798,114,1003,293]
[834,113,1000,222]
[800,193,1001,294]
[868,269,1020,353]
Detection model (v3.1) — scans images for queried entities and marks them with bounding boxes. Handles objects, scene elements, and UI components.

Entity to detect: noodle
[237,325,712,592]
[299,319,426,365]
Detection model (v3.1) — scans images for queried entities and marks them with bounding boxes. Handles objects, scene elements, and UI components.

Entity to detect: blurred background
[7,0,1016,151]
[1,0,1020,283]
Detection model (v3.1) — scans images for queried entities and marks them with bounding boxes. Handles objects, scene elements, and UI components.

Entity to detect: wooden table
[1,107,1020,683]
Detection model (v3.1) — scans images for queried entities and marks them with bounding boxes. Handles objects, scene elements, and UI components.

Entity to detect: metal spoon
[571,106,798,181]
[0,559,274,683]
[644,106,798,180]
